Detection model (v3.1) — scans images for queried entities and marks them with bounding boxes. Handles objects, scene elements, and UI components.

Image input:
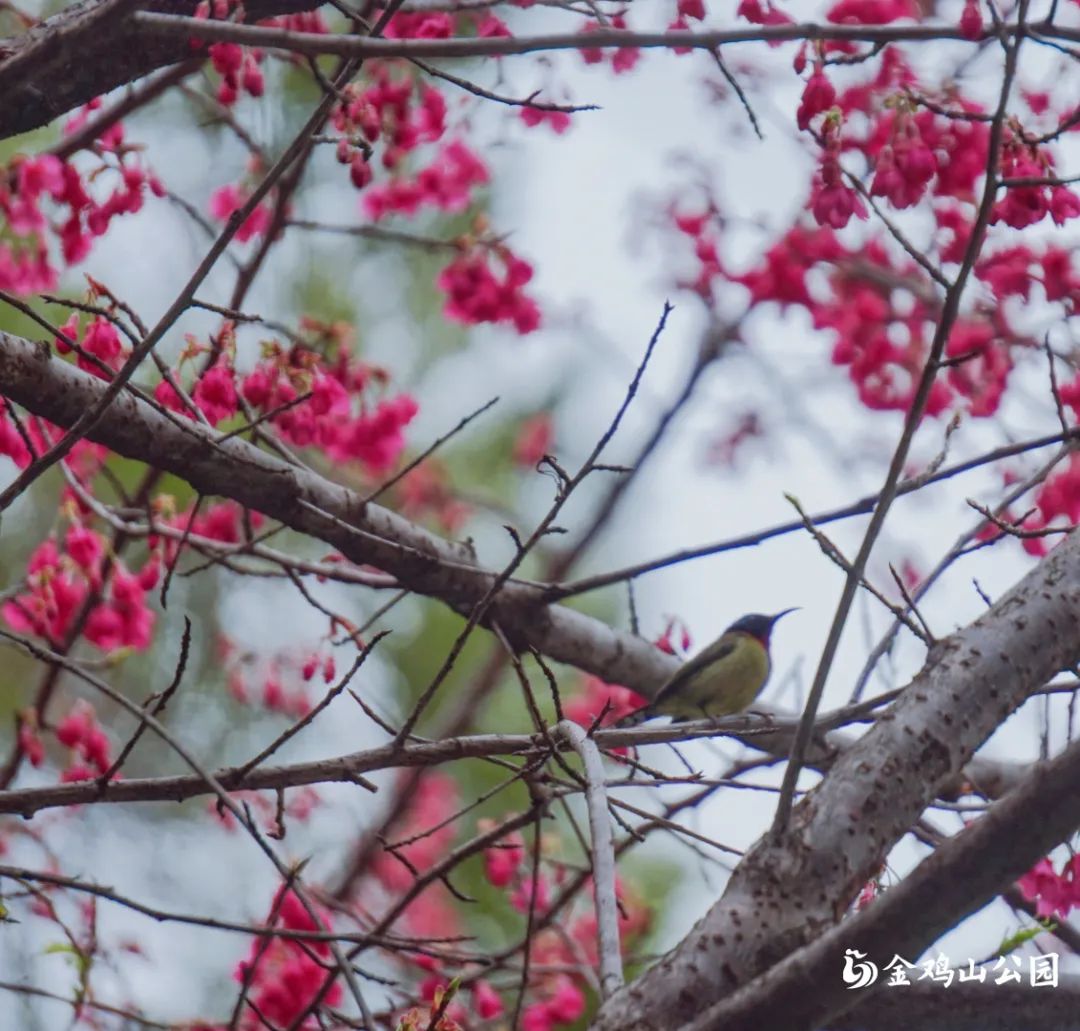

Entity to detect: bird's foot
[745,708,776,726]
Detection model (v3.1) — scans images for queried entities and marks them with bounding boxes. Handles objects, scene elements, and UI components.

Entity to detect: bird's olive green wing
[651,638,737,711]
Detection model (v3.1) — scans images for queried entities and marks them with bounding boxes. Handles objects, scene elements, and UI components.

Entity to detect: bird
[615,609,797,727]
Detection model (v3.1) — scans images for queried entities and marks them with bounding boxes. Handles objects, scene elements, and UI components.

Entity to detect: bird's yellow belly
[656,639,770,719]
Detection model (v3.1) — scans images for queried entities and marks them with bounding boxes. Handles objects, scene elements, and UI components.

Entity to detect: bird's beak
[769,607,799,626]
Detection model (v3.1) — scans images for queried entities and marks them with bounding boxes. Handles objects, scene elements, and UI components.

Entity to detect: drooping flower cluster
[513,412,554,468]
[369,773,477,1025]
[207,37,265,106]
[192,0,326,106]
[811,120,868,230]
[155,352,240,426]
[668,0,708,37]
[679,215,1030,418]
[991,132,1080,230]
[578,14,641,73]
[54,314,127,380]
[738,0,793,26]
[362,140,489,221]
[233,888,343,1029]
[208,178,273,242]
[395,460,473,534]
[2,528,158,653]
[520,106,573,134]
[564,674,648,730]
[1018,855,1080,919]
[332,71,448,185]
[55,699,113,782]
[0,151,159,293]
[437,245,541,333]
[0,405,47,469]
[220,642,319,719]
[372,773,459,896]
[246,344,419,471]
[324,55,546,338]
[1011,453,1080,557]
[384,10,456,39]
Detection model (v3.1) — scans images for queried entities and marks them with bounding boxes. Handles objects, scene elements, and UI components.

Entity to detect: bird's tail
[613,705,651,729]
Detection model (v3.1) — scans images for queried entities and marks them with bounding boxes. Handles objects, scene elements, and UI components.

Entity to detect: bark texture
[0,0,320,141]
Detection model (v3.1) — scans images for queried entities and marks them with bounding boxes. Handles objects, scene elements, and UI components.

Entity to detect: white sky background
[3,0,1080,1022]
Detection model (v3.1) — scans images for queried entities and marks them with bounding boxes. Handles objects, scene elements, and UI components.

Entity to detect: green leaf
[998,919,1055,956]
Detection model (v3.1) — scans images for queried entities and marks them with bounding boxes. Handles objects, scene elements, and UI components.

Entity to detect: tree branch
[683,730,1080,1030]
[0,330,675,695]
[0,0,322,143]
[830,977,1080,1031]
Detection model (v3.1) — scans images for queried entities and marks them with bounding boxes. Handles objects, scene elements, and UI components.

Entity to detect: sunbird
[616,609,797,727]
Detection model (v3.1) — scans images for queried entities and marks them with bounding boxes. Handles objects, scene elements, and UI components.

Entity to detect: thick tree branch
[134,12,1019,59]
[831,978,1080,1031]
[0,0,321,142]
[683,730,1080,1030]
[0,330,675,692]
[7,3,1080,147]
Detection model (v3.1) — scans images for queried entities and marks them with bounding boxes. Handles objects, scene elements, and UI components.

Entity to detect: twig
[97,618,192,786]
[556,722,622,997]
[235,633,389,779]
[362,396,499,507]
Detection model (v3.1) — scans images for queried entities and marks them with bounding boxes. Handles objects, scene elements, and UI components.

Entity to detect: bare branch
[557,720,624,997]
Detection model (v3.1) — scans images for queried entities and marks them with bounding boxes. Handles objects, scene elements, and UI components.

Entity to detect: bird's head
[726,608,797,644]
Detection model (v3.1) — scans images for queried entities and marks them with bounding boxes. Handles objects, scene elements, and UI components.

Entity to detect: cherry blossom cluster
[520,107,573,134]
[1006,453,1080,557]
[672,210,1029,417]
[54,699,113,781]
[154,329,420,473]
[668,0,709,36]
[209,785,322,834]
[1018,854,1080,920]
[513,412,554,468]
[331,70,448,188]
[395,460,473,534]
[0,148,159,294]
[564,674,647,731]
[3,524,158,653]
[578,14,641,74]
[192,0,264,105]
[437,245,541,334]
[785,28,1080,235]
[194,0,330,106]
[16,698,114,782]
[384,5,514,43]
[228,888,344,1029]
[992,131,1080,230]
[565,621,689,735]
[218,631,337,719]
[208,177,273,242]
[54,314,127,379]
[362,140,490,221]
[368,774,493,1027]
